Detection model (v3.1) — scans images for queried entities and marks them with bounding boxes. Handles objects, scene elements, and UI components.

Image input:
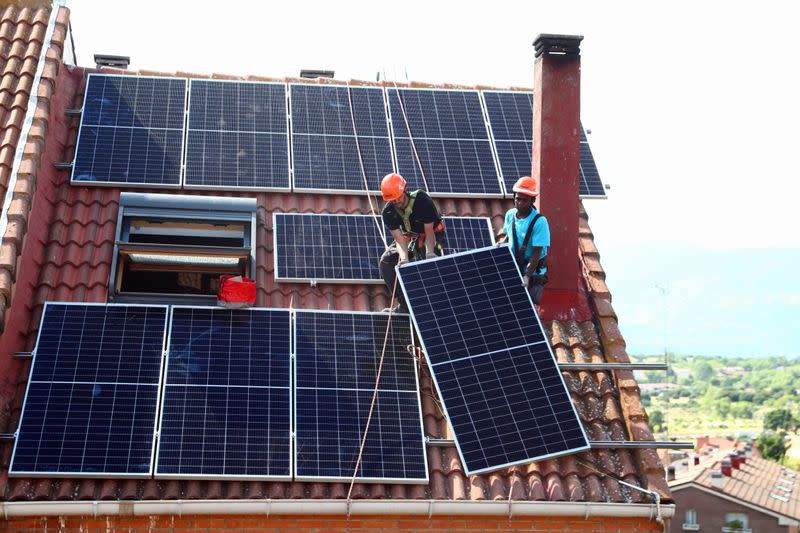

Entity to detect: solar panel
[387,88,503,197]
[156,306,292,479]
[71,74,186,187]
[294,310,427,482]
[184,80,290,191]
[290,84,395,194]
[397,245,589,474]
[579,126,606,197]
[10,303,168,477]
[273,213,495,283]
[482,90,607,198]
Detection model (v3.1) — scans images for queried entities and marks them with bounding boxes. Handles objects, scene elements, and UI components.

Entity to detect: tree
[694,361,714,382]
[649,410,664,431]
[764,409,797,432]
[757,432,786,462]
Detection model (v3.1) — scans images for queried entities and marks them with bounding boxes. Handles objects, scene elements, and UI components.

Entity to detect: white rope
[345,82,387,247]
[346,278,399,503]
[390,80,430,194]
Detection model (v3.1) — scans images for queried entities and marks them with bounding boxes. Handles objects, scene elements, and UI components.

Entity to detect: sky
[64,0,800,356]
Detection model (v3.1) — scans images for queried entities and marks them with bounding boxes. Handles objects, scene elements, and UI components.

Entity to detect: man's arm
[423,222,437,257]
[390,228,410,263]
[522,246,542,287]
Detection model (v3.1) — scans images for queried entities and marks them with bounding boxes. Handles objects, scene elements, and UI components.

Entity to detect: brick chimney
[532,34,591,321]
[731,453,741,470]
[721,458,732,477]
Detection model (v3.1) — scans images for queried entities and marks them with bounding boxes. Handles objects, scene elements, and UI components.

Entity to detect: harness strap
[512,213,546,274]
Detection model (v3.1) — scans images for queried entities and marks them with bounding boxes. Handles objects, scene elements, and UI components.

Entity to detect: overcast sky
[64,0,800,356]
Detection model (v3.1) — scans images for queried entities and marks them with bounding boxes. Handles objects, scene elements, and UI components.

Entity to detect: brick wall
[670,486,787,532]
[2,514,664,532]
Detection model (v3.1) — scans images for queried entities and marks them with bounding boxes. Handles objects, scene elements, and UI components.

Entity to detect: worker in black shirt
[378,173,445,312]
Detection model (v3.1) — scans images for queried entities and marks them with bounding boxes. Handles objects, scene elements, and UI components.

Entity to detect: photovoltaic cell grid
[72,75,186,186]
[397,245,589,474]
[579,125,606,196]
[274,213,386,283]
[184,80,290,190]
[10,303,168,476]
[290,84,394,193]
[482,91,607,198]
[273,213,495,283]
[294,311,427,482]
[387,88,502,196]
[156,307,292,479]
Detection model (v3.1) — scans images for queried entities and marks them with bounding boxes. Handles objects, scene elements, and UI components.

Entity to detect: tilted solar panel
[290,84,395,193]
[387,88,503,197]
[273,213,495,283]
[71,74,186,187]
[482,90,607,198]
[10,303,168,477]
[184,80,290,190]
[294,311,427,483]
[397,245,589,474]
[156,307,292,479]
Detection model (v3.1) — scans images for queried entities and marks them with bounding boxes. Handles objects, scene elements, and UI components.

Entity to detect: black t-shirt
[381,190,441,234]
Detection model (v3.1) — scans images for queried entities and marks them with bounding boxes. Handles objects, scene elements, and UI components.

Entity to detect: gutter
[1,499,674,519]
[0,0,64,259]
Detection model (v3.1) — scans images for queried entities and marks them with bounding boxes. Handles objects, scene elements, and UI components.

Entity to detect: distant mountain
[593,244,800,357]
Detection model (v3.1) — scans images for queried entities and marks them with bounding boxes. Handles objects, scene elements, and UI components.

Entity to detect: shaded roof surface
[0,2,67,330]
[0,37,670,504]
[671,450,800,521]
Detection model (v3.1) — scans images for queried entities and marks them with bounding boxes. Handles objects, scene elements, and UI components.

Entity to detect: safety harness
[511,212,548,285]
[396,190,445,259]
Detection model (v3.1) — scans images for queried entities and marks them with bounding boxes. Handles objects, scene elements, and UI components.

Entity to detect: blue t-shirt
[502,208,550,271]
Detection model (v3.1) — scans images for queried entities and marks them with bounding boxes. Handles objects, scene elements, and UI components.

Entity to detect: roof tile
[0,62,669,506]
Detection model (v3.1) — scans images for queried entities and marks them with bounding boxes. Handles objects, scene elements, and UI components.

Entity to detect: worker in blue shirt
[498,176,550,304]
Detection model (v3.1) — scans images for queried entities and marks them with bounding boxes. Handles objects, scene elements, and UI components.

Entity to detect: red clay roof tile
[0,56,669,507]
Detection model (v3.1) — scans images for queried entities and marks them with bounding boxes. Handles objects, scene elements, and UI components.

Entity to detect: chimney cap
[94,54,130,69]
[532,34,584,58]
[300,69,335,79]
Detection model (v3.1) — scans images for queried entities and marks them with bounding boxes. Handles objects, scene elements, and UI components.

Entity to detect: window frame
[109,192,257,305]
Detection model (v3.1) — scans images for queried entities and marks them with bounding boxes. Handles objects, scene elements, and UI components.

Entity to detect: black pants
[528,282,544,305]
[379,242,408,310]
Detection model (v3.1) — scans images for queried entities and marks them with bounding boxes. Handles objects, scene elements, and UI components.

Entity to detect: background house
[669,438,799,533]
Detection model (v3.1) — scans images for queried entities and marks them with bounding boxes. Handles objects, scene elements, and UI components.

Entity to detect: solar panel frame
[183,79,292,192]
[154,306,293,481]
[396,245,590,475]
[289,83,397,195]
[70,74,187,189]
[481,90,607,200]
[272,212,496,284]
[386,87,505,199]
[9,302,169,478]
[292,309,428,484]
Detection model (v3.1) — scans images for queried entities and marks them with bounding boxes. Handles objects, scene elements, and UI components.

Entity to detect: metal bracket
[13,352,32,359]
[64,108,82,116]
[425,437,693,450]
[53,162,73,170]
[558,363,668,371]
[0,433,16,441]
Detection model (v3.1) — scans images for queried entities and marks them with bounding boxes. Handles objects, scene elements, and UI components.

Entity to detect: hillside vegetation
[634,354,800,438]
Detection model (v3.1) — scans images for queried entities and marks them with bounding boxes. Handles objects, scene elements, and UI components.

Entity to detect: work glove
[495,238,507,247]
[522,274,530,289]
[425,251,437,260]
[398,256,409,266]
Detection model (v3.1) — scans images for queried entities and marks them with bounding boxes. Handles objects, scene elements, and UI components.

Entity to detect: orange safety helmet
[381,173,407,201]
[512,176,539,197]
